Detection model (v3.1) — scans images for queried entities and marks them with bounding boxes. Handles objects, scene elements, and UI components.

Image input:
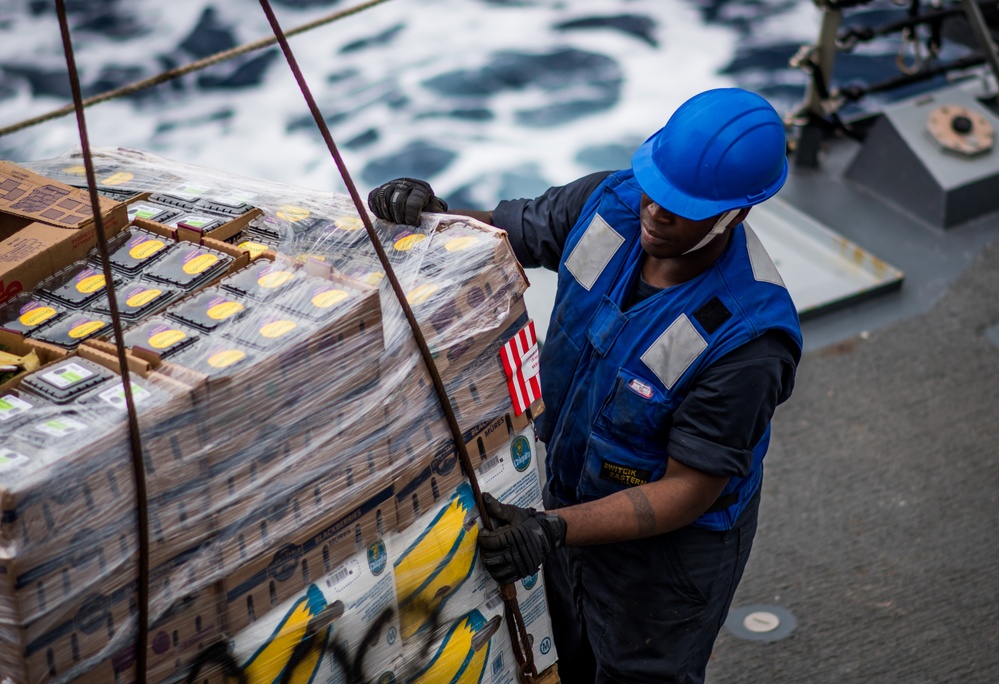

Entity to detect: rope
[54,1,153,682]
[0,0,395,139]
[256,0,538,679]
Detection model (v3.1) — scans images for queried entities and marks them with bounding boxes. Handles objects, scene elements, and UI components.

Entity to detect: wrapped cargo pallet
[0,149,557,684]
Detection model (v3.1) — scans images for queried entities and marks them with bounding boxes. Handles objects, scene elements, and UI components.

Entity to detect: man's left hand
[478,493,567,584]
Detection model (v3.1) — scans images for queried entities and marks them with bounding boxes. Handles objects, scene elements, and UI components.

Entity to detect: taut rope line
[0,0,395,138]
[256,0,539,679]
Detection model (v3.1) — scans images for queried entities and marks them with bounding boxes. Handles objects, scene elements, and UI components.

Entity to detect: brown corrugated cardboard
[0,162,129,307]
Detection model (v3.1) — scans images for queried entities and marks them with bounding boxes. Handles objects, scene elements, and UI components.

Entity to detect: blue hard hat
[631,88,788,221]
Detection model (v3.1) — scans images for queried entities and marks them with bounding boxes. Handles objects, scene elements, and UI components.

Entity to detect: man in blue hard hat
[368,87,802,683]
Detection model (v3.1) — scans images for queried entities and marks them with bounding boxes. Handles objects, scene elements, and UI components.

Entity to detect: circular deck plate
[926,104,994,156]
[724,604,797,642]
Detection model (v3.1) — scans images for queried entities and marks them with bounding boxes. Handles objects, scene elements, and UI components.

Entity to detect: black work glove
[367,177,448,226]
[478,492,566,584]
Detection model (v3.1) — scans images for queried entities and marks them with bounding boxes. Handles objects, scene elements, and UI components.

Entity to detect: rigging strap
[256,0,539,680]
[54,1,153,681]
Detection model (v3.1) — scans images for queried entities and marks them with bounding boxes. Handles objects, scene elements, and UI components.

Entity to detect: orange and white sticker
[102,171,134,186]
[129,239,165,260]
[68,320,105,339]
[335,216,363,231]
[445,236,481,252]
[183,254,219,275]
[126,289,161,308]
[207,301,244,320]
[258,271,293,289]
[260,320,297,338]
[148,329,186,349]
[407,283,438,305]
[75,274,106,293]
[208,349,247,368]
[238,241,270,259]
[394,233,427,251]
[19,306,57,327]
[311,289,349,308]
[278,205,310,222]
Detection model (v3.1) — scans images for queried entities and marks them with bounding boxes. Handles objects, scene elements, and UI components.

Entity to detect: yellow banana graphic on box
[410,609,502,684]
[242,584,335,684]
[394,483,479,640]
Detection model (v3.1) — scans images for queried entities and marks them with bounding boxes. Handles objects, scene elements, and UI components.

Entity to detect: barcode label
[324,558,360,593]
[485,591,504,611]
[479,455,502,474]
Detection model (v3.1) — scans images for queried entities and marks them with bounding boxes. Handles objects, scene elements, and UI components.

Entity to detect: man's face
[639,194,722,259]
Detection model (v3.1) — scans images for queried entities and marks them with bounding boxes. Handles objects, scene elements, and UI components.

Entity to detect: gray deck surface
[706,239,999,682]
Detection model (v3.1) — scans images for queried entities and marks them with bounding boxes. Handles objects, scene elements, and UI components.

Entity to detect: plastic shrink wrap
[0,149,556,683]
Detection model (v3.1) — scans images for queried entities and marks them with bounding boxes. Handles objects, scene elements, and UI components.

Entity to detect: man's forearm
[556,458,729,546]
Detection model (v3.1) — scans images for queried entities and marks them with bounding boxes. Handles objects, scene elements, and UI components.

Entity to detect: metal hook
[897,28,924,75]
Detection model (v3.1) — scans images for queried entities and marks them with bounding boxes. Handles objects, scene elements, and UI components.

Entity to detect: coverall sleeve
[666,330,800,478]
[491,171,612,271]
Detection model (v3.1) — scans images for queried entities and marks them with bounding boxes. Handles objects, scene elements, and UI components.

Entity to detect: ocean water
[0,0,973,330]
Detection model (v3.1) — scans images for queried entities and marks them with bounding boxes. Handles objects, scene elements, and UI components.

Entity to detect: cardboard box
[0,161,129,306]
[229,539,402,684]
[220,482,395,635]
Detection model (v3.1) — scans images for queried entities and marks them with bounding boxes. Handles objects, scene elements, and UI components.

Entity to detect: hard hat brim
[631,135,789,222]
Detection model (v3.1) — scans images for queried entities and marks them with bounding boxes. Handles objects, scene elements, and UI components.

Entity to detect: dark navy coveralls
[493,170,802,683]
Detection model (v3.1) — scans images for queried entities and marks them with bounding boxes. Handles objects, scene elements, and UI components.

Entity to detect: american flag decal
[499,320,541,416]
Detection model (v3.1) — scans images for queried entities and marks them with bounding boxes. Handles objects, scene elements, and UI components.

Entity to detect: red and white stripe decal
[500,320,541,415]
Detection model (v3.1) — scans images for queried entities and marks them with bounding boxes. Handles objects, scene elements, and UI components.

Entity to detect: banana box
[387,481,481,643]
[416,429,558,674]
[226,539,402,684]
[401,597,519,684]
[220,483,396,635]
[470,428,558,674]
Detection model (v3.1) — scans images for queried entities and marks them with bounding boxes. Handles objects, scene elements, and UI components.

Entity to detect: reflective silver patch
[564,214,625,291]
[744,223,786,287]
[641,314,707,390]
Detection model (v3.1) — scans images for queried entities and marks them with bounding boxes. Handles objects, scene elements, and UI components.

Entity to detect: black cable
[53,2,153,682]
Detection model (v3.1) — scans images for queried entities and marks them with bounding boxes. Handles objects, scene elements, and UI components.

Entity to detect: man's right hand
[367,178,448,226]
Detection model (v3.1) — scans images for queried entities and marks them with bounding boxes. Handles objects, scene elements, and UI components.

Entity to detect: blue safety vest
[536,170,802,530]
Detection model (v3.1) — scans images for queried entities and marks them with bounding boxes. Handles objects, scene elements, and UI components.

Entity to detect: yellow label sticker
[335,216,363,231]
[208,349,246,369]
[445,236,481,252]
[129,239,165,260]
[258,271,293,289]
[362,272,385,286]
[68,320,105,339]
[126,289,161,307]
[102,171,134,186]
[394,234,427,251]
[407,283,439,305]
[183,254,219,275]
[207,301,244,321]
[238,241,269,259]
[260,320,297,338]
[76,274,106,293]
[63,165,86,175]
[19,307,57,327]
[277,205,310,222]
[148,329,186,349]
[311,289,349,308]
